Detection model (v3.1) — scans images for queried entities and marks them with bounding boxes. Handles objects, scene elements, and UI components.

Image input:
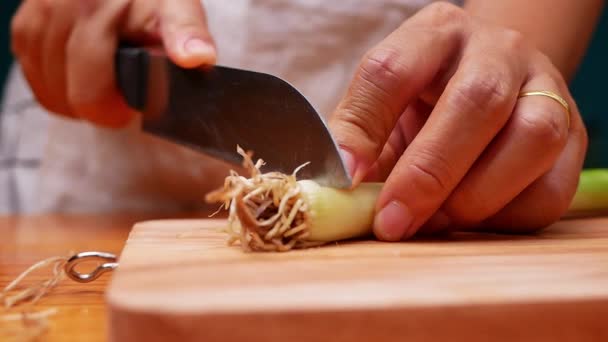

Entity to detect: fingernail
[340,148,366,187]
[183,38,215,57]
[374,200,413,241]
[340,148,357,177]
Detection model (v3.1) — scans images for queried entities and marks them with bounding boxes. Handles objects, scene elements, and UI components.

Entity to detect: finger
[159,0,216,68]
[66,0,136,128]
[328,3,465,186]
[398,100,453,235]
[480,106,586,231]
[478,79,587,231]
[400,99,434,147]
[372,33,527,241]
[365,99,431,182]
[11,0,53,109]
[41,0,78,117]
[120,0,163,43]
[441,72,570,227]
[364,118,407,183]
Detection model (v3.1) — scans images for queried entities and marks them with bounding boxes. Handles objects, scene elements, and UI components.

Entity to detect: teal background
[570,8,608,168]
[1,3,606,167]
[1,0,20,90]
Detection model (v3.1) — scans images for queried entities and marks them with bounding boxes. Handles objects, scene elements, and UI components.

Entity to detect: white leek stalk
[297,180,381,242]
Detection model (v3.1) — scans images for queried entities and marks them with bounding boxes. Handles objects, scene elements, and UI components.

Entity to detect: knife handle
[115,46,150,111]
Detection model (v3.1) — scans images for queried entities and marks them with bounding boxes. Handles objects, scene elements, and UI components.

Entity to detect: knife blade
[115,46,352,188]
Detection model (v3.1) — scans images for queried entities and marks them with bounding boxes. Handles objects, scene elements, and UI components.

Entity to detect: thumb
[160,0,216,68]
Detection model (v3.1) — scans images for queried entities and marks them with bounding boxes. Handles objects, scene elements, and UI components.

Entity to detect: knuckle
[406,146,455,196]
[359,48,408,100]
[334,48,410,153]
[451,72,511,114]
[518,106,567,151]
[422,1,466,25]
[500,28,526,51]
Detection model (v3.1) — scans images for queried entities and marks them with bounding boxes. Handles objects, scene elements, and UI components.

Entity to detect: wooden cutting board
[106,218,608,341]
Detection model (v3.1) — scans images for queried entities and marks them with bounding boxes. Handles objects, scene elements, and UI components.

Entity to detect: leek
[205,146,382,251]
[206,147,608,252]
[568,168,608,213]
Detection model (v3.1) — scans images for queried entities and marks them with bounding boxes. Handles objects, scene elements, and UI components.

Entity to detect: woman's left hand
[328,2,588,241]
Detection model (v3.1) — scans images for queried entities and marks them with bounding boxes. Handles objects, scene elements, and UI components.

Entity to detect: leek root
[206,147,608,252]
[205,146,381,251]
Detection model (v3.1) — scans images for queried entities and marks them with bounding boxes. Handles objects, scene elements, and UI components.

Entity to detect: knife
[114,46,352,189]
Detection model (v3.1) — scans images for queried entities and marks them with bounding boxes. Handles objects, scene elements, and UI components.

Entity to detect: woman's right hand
[11,0,215,128]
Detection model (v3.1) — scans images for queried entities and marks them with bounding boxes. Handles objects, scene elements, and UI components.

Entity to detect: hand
[11,0,215,128]
[329,2,588,241]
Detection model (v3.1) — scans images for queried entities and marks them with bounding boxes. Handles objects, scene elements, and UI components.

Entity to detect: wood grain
[108,217,608,342]
[0,215,172,342]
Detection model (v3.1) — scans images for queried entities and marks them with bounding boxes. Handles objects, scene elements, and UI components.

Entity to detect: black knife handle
[115,45,150,111]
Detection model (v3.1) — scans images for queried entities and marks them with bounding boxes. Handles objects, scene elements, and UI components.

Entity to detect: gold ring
[518,90,570,129]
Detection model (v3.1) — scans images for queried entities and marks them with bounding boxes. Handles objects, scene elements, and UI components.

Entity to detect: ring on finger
[518,90,570,129]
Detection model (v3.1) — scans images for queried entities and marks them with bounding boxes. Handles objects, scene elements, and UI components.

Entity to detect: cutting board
[106,218,608,341]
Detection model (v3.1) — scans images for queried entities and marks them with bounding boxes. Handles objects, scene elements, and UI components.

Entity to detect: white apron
[0,0,461,213]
